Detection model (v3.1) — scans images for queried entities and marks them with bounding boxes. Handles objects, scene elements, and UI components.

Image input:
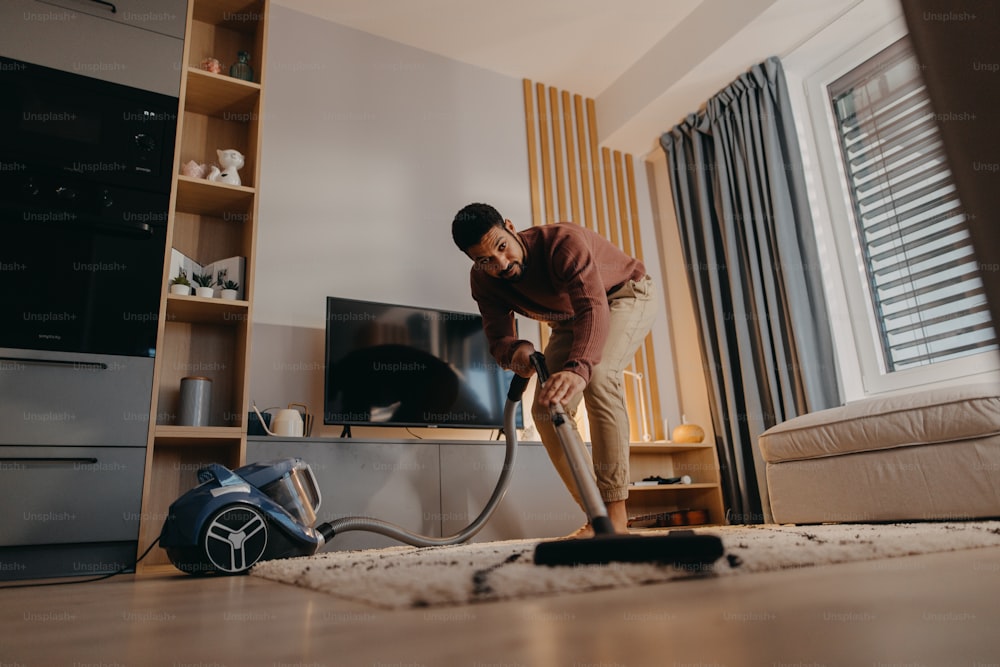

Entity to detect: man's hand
[509,342,537,378]
[537,370,586,407]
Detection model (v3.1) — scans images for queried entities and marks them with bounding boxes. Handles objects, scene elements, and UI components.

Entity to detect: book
[169,248,246,300]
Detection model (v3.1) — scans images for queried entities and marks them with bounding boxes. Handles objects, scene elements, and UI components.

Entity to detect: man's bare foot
[606,500,629,534]
[560,523,594,539]
[559,500,630,539]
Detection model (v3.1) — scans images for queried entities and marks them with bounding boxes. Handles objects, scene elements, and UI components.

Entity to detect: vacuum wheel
[202,504,269,574]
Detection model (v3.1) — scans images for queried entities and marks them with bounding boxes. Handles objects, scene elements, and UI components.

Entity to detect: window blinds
[828,37,998,371]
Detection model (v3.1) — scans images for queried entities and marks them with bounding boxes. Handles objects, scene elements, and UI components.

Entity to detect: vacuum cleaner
[159,372,531,574]
[159,353,722,574]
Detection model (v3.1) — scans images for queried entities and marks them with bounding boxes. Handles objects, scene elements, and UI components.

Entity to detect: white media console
[246,437,584,551]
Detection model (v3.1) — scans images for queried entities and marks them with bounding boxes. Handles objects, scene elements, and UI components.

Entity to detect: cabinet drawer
[38,0,188,39]
[0,445,146,546]
[0,349,154,447]
[0,0,185,96]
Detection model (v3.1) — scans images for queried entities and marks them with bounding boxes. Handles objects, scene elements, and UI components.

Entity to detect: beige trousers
[531,274,658,506]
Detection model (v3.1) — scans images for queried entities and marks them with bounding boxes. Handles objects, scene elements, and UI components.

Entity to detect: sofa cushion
[759,383,1000,464]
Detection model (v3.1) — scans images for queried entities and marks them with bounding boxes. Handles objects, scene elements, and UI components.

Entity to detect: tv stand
[246,435,579,549]
[339,425,353,438]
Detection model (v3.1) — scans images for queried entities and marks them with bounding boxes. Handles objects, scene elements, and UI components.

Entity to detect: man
[451,203,657,535]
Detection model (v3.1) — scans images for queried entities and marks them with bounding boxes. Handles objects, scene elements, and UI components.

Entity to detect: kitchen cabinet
[0,0,186,96]
[0,351,153,580]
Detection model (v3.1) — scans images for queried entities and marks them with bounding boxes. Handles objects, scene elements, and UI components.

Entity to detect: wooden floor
[3,546,999,666]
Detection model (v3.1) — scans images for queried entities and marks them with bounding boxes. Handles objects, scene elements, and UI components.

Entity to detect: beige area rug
[250,521,1000,609]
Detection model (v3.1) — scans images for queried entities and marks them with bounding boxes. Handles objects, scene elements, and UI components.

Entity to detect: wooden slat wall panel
[549,87,567,221]
[536,82,555,226]
[587,98,608,239]
[523,79,542,228]
[562,91,581,225]
[573,94,595,234]
[523,79,665,442]
[602,147,620,247]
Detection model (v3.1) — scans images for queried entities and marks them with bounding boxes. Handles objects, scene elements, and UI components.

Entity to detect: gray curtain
[660,56,840,523]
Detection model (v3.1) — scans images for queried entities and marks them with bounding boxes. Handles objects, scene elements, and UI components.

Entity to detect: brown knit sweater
[470,223,645,383]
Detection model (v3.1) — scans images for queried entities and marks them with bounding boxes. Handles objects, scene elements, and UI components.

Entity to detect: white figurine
[207,149,245,186]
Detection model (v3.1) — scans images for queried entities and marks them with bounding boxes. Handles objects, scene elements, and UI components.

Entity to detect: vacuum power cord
[0,538,161,589]
[316,375,530,547]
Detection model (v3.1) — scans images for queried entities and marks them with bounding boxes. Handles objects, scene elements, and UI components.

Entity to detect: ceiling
[274,0,867,156]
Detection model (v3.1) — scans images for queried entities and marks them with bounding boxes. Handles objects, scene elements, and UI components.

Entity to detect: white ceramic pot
[170,283,191,295]
[195,286,214,298]
[220,288,238,300]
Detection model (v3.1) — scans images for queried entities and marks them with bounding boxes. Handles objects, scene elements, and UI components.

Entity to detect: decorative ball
[181,160,207,179]
[200,57,223,74]
[672,422,705,444]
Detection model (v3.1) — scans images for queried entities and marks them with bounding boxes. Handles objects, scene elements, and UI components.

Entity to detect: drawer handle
[0,356,108,371]
[89,0,118,13]
[0,457,99,467]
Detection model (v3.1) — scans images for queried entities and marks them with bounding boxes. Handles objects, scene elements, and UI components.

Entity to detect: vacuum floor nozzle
[533,529,724,568]
[528,352,724,569]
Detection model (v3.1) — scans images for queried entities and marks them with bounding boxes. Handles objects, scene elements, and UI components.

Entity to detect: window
[827,37,998,372]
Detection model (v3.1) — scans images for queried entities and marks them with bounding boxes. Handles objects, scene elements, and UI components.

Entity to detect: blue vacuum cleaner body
[159,458,326,575]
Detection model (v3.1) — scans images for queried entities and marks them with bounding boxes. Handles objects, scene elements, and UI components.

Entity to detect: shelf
[630,442,713,454]
[192,0,265,29]
[175,175,255,217]
[628,521,713,532]
[184,68,261,117]
[166,293,249,324]
[154,425,244,442]
[139,0,266,572]
[629,482,718,492]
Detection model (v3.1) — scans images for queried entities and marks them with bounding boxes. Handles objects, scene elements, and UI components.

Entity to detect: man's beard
[500,235,528,282]
[501,259,527,282]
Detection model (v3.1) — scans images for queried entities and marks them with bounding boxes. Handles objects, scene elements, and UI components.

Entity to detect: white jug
[252,403,310,437]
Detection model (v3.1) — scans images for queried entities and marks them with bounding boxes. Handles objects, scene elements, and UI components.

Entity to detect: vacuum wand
[529,352,725,568]
[529,353,615,536]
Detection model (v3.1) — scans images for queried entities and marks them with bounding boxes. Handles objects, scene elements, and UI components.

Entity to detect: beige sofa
[758,383,1000,524]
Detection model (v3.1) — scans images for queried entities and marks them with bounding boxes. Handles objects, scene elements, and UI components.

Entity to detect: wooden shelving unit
[137,0,268,571]
[626,441,726,528]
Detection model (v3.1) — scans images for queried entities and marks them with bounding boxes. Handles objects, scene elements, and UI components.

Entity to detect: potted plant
[220,279,239,300]
[169,270,191,295]
[192,272,215,298]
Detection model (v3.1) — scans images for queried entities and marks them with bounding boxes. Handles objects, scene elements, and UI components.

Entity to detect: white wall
[256,6,531,326]
[250,6,534,436]
[249,7,690,441]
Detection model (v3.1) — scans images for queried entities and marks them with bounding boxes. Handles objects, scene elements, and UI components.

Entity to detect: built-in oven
[0,55,177,357]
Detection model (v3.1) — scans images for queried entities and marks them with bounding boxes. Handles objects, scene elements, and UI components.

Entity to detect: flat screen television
[324,296,522,430]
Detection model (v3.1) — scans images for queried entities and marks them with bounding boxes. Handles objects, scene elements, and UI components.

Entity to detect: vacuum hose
[315,374,531,547]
